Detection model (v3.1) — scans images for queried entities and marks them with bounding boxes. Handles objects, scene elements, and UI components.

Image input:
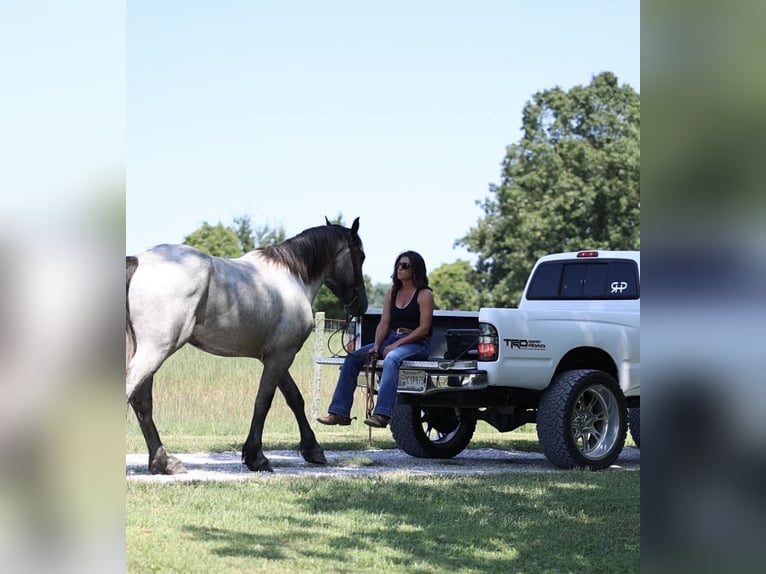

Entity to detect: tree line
[184,72,639,318]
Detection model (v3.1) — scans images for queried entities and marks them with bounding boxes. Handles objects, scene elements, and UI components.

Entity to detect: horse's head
[325,216,368,316]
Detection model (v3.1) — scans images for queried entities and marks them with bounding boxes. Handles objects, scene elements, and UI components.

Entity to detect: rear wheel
[537,369,627,470]
[391,401,477,458]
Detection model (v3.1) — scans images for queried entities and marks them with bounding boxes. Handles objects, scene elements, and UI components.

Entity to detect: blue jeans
[328,333,431,418]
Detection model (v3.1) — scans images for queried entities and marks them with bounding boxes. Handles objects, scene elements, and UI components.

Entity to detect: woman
[317,250,434,428]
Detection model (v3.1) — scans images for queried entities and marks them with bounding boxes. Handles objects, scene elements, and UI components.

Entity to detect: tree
[459,72,640,306]
[184,216,286,257]
[429,260,480,311]
[183,222,241,257]
[233,215,255,252]
[233,215,286,250]
[368,282,388,308]
[252,222,286,247]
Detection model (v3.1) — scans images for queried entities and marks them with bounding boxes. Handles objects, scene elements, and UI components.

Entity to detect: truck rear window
[526,260,639,300]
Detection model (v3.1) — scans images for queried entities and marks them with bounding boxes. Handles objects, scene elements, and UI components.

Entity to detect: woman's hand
[381,342,398,357]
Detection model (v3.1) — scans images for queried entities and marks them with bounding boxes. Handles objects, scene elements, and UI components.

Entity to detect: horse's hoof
[301,447,327,465]
[165,455,187,474]
[243,453,273,472]
[149,448,187,475]
[245,461,274,473]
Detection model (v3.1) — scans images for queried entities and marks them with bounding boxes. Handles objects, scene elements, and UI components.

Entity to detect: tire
[390,401,477,459]
[537,369,627,470]
[628,407,640,448]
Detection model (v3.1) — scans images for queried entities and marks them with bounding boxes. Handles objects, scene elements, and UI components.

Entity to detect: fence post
[310,312,325,422]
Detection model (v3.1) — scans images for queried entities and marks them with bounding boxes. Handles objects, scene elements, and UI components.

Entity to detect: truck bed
[315,308,482,379]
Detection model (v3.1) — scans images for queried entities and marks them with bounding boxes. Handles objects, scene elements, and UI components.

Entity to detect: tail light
[477,323,498,361]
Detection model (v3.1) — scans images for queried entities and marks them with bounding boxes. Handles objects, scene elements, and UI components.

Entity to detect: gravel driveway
[126,446,640,482]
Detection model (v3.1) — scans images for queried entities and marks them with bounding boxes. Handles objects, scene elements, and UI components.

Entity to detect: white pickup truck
[319,250,640,470]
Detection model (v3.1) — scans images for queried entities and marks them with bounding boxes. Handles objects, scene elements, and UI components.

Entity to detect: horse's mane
[259,224,355,283]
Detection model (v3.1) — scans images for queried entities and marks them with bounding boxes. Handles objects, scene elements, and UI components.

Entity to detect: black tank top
[390,288,432,335]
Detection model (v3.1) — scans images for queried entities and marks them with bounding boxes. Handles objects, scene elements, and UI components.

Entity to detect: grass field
[126,333,640,573]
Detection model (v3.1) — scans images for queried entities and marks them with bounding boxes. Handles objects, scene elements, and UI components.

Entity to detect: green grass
[127,472,639,574]
[127,333,640,573]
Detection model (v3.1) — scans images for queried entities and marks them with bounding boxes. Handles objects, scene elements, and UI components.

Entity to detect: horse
[125,217,368,473]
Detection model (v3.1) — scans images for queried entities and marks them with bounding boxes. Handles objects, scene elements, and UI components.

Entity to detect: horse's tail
[126,256,139,369]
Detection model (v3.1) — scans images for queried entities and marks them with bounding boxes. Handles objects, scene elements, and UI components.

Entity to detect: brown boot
[363,413,390,428]
[316,413,353,426]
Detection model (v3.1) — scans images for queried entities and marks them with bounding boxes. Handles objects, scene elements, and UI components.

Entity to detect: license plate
[398,370,427,392]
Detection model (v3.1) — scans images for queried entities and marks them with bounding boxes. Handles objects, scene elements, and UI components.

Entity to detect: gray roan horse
[125,217,368,473]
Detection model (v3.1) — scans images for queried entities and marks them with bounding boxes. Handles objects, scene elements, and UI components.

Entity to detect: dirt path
[126,447,640,482]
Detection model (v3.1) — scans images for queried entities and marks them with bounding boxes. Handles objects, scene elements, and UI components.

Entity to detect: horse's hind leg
[129,375,186,475]
[278,373,326,465]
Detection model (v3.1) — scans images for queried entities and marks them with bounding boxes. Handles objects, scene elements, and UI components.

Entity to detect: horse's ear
[351,217,360,234]
[325,216,332,226]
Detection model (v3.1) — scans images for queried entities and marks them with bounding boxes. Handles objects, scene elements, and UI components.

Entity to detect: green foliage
[429,260,480,310]
[184,216,286,257]
[183,221,242,257]
[369,281,389,308]
[232,215,255,252]
[313,284,346,320]
[459,72,640,306]
[252,221,286,247]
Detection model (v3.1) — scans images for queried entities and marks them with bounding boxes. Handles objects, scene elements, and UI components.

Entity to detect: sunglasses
[397,262,411,270]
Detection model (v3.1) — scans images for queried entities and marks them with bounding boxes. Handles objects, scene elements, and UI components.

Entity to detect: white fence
[322,316,348,335]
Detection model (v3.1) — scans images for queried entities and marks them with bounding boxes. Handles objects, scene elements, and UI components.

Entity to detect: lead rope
[364,351,377,445]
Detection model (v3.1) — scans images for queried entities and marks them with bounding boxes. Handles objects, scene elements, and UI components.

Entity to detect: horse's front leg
[242,365,283,472]
[278,372,326,465]
[129,375,186,475]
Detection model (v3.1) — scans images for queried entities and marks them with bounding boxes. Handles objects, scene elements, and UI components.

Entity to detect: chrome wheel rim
[420,410,459,445]
[570,384,621,460]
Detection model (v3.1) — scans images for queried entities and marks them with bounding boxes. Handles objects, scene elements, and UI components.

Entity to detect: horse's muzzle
[344,294,368,316]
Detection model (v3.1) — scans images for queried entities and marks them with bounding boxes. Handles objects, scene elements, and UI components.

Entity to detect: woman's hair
[391,250,430,293]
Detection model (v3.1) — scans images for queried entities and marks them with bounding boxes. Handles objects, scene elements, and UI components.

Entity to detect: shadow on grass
[177,473,639,573]
[182,525,288,561]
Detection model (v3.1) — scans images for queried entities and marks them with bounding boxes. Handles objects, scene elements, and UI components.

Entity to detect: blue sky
[126,1,639,284]
[0,1,124,229]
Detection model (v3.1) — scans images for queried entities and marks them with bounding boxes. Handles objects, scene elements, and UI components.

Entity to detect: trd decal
[504,338,546,350]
